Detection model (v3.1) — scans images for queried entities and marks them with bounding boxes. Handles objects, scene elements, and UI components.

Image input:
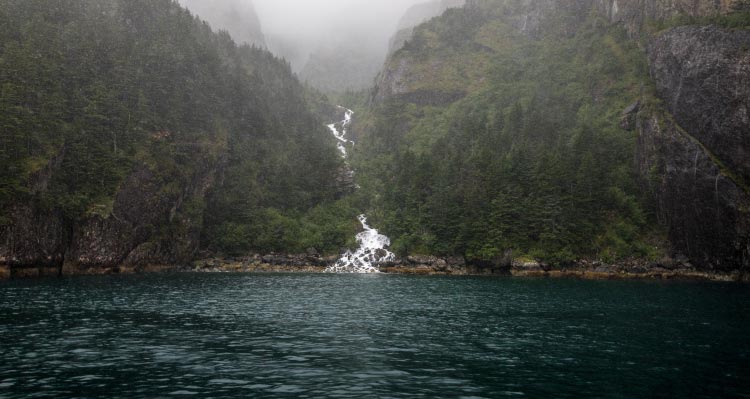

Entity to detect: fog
[256,0,425,67]
[178,0,266,47]
[180,0,426,68]
[178,0,457,91]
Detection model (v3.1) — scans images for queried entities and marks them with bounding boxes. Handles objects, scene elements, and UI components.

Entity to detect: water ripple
[0,274,749,398]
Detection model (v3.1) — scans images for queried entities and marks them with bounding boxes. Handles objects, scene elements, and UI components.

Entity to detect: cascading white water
[327,215,396,273]
[325,106,395,273]
[327,107,353,158]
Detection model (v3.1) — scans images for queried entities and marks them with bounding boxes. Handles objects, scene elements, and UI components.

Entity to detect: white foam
[327,215,395,274]
[325,107,394,273]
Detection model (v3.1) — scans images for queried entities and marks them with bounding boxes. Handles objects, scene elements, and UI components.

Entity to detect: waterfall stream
[325,106,395,273]
[327,107,352,158]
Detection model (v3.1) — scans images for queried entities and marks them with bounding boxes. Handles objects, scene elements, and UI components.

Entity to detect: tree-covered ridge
[0,0,354,256]
[355,1,660,264]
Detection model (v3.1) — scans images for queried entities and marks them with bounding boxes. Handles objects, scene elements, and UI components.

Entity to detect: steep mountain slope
[388,0,466,56]
[357,0,749,271]
[0,0,348,276]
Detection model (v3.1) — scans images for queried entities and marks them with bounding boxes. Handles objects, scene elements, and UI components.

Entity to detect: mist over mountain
[255,0,430,92]
[396,0,466,30]
[177,0,464,92]
[297,36,385,93]
[294,0,466,92]
[255,0,425,68]
[297,0,468,92]
[177,0,266,47]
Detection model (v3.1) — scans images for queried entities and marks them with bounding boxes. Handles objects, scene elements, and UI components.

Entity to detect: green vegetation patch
[353,4,658,265]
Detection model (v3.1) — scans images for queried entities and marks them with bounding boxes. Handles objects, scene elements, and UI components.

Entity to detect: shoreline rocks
[0,264,11,280]
[1,253,747,283]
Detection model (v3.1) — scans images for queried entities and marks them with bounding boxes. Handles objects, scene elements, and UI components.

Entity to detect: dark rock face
[373,58,418,105]
[649,25,750,182]
[0,206,67,270]
[1,161,218,276]
[594,0,730,36]
[620,100,641,131]
[334,166,356,198]
[66,167,176,269]
[636,112,750,271]
[637,24,750,271]
[0,147,70,271]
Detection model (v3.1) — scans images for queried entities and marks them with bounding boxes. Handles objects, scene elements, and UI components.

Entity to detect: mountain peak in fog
[178,0,266,47]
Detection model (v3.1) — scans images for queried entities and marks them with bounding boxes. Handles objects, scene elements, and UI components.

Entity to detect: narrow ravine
[325,106,395,273]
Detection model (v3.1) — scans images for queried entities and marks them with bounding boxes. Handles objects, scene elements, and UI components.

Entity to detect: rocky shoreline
[1,253,747,282]
[190,255,749,282]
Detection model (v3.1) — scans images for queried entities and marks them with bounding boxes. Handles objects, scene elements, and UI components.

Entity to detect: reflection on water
[0,274,748,398]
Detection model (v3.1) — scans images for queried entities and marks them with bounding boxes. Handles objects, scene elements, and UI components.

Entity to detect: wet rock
[513,259,543,272]
[446,257,464,267]
[122,242,163,268]
[637,111,749,271]
[335,165,356,197]
[433,259,449,271]
[373,56,467,107]
[620,101,640,131]
[373,249,389,260]
[649,25,750,181]
[0,205,67,269]
[407,255,438,265]
[594,264,618,274]
[635,25,750,272]
[592,0,730,37]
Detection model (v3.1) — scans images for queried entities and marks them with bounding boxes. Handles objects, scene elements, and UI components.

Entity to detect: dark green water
[0,274,748,398]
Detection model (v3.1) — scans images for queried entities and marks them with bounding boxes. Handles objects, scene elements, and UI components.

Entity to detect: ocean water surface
[0,273,748,398]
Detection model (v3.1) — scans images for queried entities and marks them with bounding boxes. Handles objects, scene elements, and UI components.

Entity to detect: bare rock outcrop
[635,24,750,271]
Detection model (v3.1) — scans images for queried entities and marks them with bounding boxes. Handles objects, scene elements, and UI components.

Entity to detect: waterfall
[327,215,396,273]
[327,108,352,158]
[325,106,395,273]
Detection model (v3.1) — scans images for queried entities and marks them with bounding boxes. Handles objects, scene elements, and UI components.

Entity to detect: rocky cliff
[648,26,750,182]
[635,110,749,271]
[459,0,731,36]
[595,0,732,34]
[1,156,219,277]
[638,24,750,270]
[372,0,749,271]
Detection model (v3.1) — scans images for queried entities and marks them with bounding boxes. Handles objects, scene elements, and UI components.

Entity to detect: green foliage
[354,5,657,265]
[0,0,345,255]
[205,200,360,256]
